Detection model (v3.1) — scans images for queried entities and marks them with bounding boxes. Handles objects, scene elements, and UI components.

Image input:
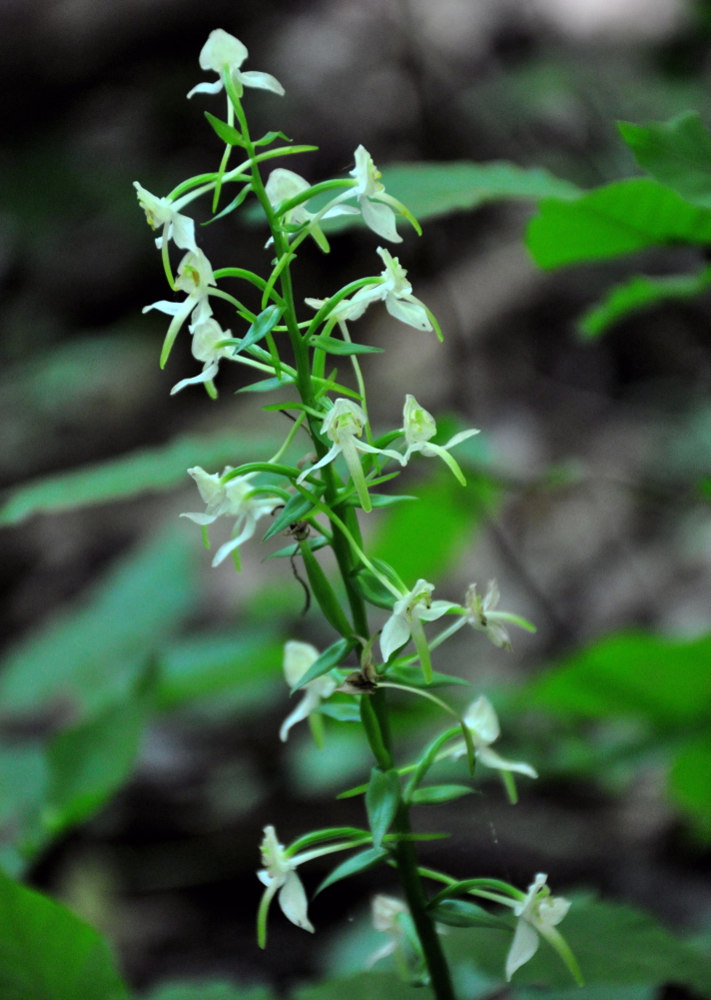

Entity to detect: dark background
[3,0,711,993]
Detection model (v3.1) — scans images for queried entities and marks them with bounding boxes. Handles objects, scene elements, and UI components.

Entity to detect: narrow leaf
[291,637,354,692]
[309,335,383,356]
[204,111,244,147]
[365,767,401,849]
[409,784,474,805]
[315,846,387,896]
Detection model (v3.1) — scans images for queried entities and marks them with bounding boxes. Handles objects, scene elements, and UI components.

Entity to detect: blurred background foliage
[2,0,711,996]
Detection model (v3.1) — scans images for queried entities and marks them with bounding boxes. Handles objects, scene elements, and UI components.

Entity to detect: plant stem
[247,117,457,1000]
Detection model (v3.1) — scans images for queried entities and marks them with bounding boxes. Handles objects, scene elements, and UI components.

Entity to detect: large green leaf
[618,111,711,208]
[444,897,711,994]
[526,631,711,729]
[526,178,711,268]
[0,527,195,719]
[0,431,278,526]
[0,869,130,1000]
[380,161,579,221]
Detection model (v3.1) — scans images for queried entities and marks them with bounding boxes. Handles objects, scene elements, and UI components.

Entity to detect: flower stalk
[136,29,580,998]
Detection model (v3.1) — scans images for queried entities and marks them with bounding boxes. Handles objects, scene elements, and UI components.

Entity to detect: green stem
[238,93,457,999]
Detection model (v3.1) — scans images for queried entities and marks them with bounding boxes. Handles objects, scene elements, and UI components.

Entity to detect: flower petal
[278,871,315,933]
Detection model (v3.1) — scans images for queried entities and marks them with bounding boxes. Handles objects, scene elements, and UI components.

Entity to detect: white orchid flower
[133,182,197,253]
[368,895,410,967]
[464,580,515,650]
[399,394,479,484]
[257,825,314,940]
[505,873,571,981]
[181,466,280,567]
[296,398,400,513]
[340,247,433,331]
[279,641,337,742]
[170,317,232,396]
[448,696,538,779]
[143,249,216,368]
[380,578,458,681]
[187,29,284,100]
[265,168,357,252]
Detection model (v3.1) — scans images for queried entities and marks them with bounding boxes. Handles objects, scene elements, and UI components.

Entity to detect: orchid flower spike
[296,398,400,513]
[265,168,357,252]
[506,874,572,981]
[170,317,232,397]
[257,825,314,945]
[280,641,337,742]
[134,182,198,253]
[181,466,280,568]
[188,29,284,100]
[143,249,216,368]
[448,696,537,779]
[399,394,479,484]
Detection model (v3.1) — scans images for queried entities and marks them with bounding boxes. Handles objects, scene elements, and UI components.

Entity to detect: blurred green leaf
[380,161,579,221]
[0,527,195,719]
[44,685,151,833]
[145,983,275,1000]
[526,631,711,729]
[294,970,422,1000]
[578,266,711,339]
[155,629,283,713]
[0,431,278,525]
[618,111,711,208]
[668,732,711,842]
[370,464,498,585]
[0,869,130,1000]
[444,897,711,993]
[527,178,711,268]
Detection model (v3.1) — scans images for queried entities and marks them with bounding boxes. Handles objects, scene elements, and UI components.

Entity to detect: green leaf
[527,178,711,269]
[443,897,711,993]
[145,983,276,1000]
[293,970,422,1000]
[298,543,354,637]
[618,111,711,208]
[379,161,580,221]
[428,898,506,929]
[365,767,400,848]
[204,111,245,147]
[44,685,152,833]
[0,869,130,999]
[292,637,354,691]
[370,469,494,584]
[668,732,711,842]
[262,492,316,541]
[316,846,388,895]
[236,374,295,393]
[578,266,711,339]
[0,527,195,720]
[527,630,711,729]
[309,335,383,356]
[233,305,285,354]
[0,431,278,525]
[409,784,474,805]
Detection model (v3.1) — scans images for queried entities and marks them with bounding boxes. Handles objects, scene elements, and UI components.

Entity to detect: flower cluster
[137,28,580,993]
